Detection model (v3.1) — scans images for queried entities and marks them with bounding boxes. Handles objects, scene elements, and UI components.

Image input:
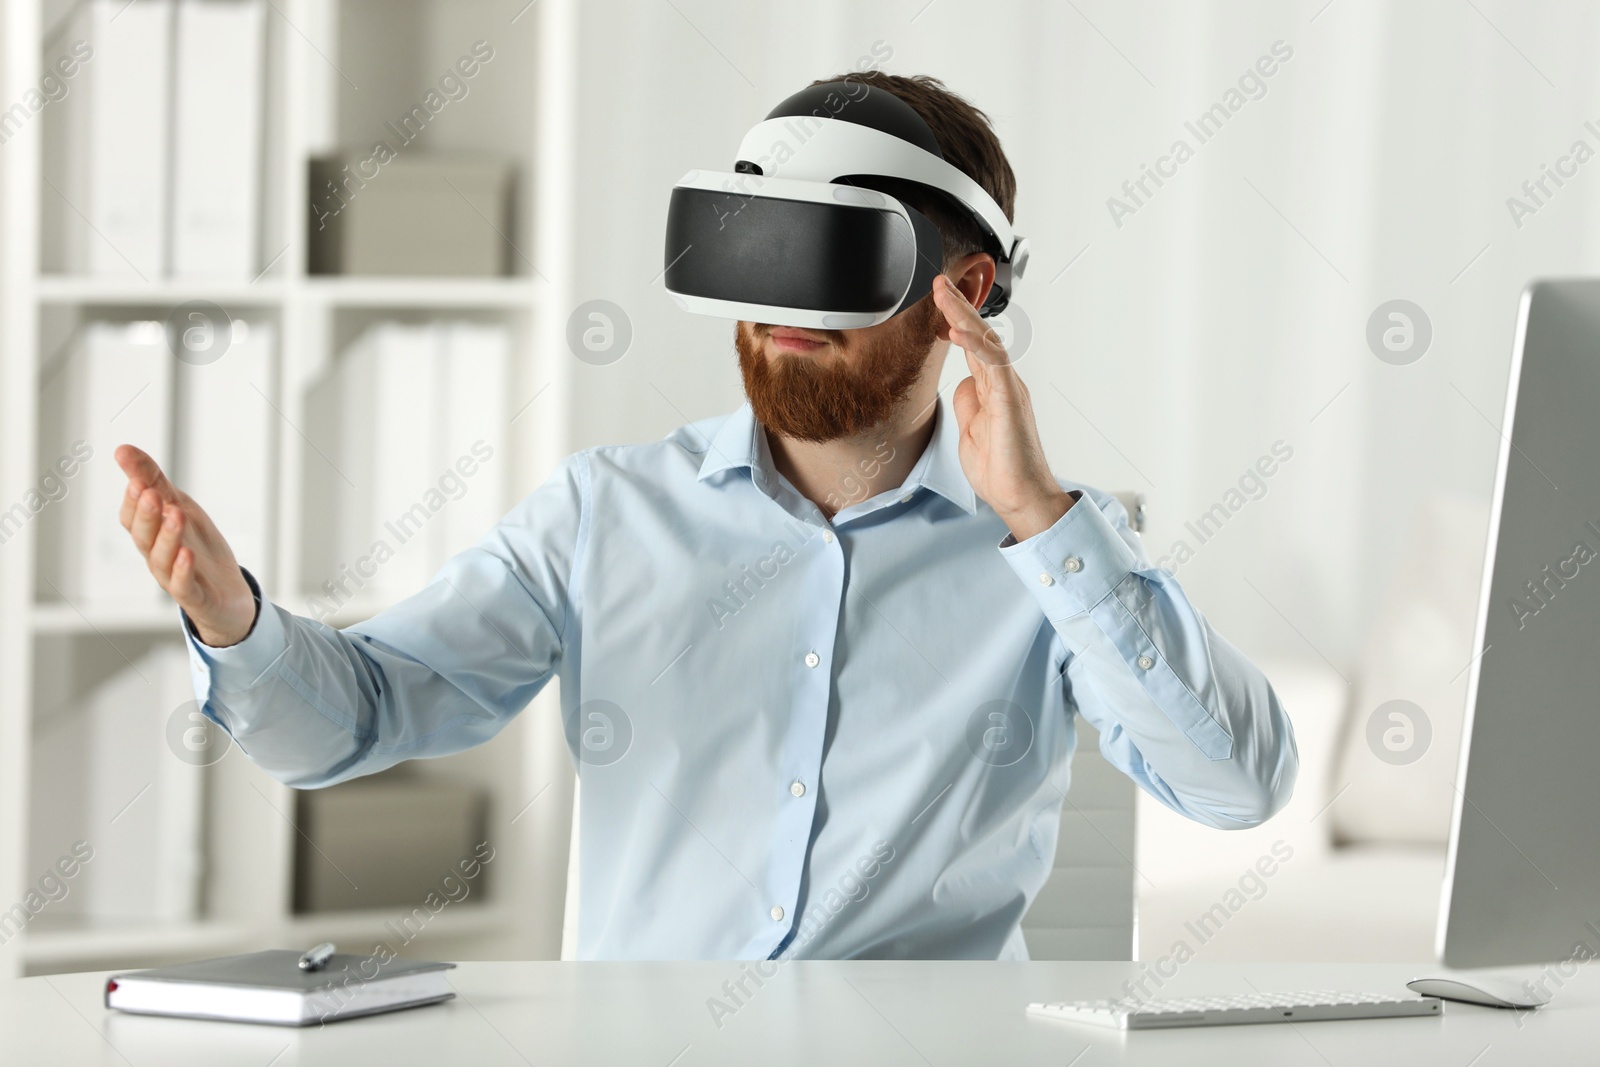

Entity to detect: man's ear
[934,252,997,340]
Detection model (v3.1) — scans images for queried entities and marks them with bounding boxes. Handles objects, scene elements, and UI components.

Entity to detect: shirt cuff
[998,490,1143,616]
[181,566,289,691]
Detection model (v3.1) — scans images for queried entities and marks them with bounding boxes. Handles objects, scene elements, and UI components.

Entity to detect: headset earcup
[981,236,1024,317]
[979,269,1009,317]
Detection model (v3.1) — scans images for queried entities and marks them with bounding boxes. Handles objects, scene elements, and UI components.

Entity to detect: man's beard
[735,297,944,443]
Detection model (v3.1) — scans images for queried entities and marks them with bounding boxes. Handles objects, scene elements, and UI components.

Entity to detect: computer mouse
[1406,973,1551,1009]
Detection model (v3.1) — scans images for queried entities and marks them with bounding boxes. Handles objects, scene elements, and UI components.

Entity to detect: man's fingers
[115,444,238,632]
[951,325,1007,361]
[115,443,179,508]
[951,328,1018,400]
[932,275,995,336]
[128,487,166,555]
[169,545,199,604]
[931,275,982,336]
[147,504,184,583]
[951,374,980,431]
[118,443,183,541]
[935,278,1012,370]
[959,344,995,390]
[119,478,140,532]
[115,443,171,490]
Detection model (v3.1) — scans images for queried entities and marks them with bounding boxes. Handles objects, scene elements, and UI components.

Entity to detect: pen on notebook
[297,943,336,972]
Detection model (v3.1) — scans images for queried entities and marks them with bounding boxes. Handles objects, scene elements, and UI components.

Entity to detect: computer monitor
[1439,279,1600,969]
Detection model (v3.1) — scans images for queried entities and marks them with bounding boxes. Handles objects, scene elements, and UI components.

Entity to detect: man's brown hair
[807,71,1016,267]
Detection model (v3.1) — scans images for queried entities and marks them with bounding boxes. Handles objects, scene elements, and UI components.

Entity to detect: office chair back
[1018,489,1142,961]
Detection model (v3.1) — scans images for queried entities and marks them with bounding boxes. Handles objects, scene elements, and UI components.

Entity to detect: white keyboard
[1027,990,1443,1030]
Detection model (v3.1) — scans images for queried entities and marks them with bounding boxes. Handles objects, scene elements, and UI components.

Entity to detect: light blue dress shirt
[184,393,1298,961]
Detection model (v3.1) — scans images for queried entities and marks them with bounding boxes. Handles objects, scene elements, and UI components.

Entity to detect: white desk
[2,960,1593,1065]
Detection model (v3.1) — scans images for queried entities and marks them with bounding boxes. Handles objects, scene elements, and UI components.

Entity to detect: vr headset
[664,81,1029,330]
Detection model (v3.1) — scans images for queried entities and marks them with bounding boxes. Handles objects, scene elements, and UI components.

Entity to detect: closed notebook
[104,949,455,1026]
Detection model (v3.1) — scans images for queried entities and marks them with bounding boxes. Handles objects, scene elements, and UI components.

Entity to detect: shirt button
[1037,573,1054,587]
[771,905,785,921]
[822,530,835,543]
[804,651,820,668]
[898,493,913,504]
[1063,556,1083,573]
[1137,655,1154,670]
[790,781,806,798]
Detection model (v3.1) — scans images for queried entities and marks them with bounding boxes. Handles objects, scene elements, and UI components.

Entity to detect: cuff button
[1063,556,1083,573]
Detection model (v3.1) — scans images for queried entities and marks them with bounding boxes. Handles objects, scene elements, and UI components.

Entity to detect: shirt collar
[697,393,978,516]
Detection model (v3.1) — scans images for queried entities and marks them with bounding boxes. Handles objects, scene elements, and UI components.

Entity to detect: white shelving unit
[0,0,578,978]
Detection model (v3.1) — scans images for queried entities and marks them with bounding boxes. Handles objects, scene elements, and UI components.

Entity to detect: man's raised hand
[115,444,256,647]
[933,274,1072,542]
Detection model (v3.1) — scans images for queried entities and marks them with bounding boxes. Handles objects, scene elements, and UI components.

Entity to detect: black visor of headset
[663,83,1029,330]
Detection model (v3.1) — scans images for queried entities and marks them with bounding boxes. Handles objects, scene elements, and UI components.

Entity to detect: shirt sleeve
[998,485,1299,829]
[180,451,589,788]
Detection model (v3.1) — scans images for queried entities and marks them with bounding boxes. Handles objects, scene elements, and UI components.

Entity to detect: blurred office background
[1,0,1596,977]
